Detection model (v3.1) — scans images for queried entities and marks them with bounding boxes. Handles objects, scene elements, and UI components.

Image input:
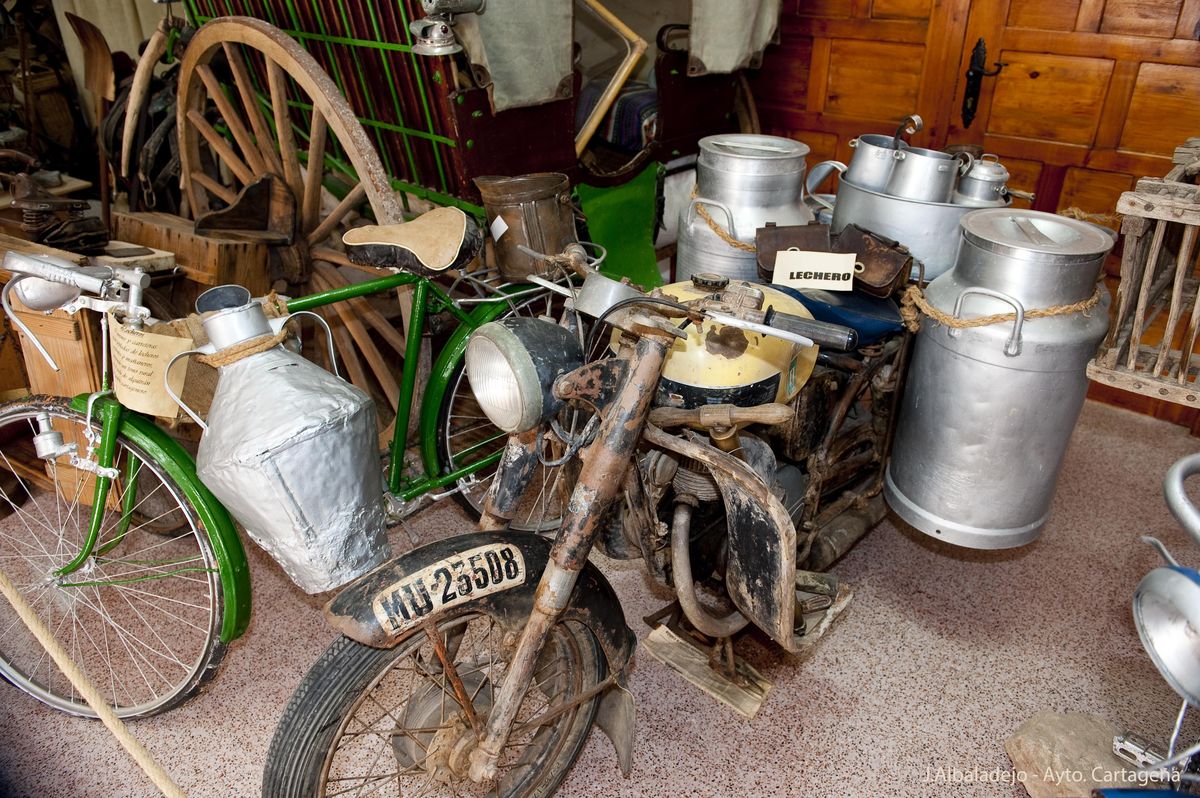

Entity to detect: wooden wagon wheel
[177,16,416,428]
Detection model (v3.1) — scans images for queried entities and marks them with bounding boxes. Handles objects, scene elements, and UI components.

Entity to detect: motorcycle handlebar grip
[764,308,858,352]
[3,252,107,295]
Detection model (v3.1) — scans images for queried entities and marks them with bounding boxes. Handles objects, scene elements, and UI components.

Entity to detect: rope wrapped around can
[899,282,1106,333]
[690,187,756,253]
[196,292,293,368]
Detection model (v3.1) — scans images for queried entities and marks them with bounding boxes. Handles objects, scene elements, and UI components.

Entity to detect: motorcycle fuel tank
[654,279,818,409]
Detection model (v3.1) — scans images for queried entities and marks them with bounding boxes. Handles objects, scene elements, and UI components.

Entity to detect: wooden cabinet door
[750,0,973,187]
[946,0,1200,218]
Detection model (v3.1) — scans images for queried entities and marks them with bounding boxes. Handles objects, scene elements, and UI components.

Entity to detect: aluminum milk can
[884,209,1114,549]
[678,134,813,284]
[178,293,389,593]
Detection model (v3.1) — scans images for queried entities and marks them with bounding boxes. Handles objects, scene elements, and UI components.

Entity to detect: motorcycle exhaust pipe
[670,500,750,638]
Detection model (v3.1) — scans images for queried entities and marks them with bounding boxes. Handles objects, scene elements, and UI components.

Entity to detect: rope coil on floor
[0,568,188,798]
[899,283,1105,333]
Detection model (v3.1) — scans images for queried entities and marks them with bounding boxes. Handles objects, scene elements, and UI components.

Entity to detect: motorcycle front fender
[643,424,799,651]
[324,530,638,773]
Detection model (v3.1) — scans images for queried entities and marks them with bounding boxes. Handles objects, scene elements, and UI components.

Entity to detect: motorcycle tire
[263,608,605,798]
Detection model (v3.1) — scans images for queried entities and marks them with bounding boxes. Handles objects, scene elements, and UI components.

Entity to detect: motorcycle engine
[655,275,818,410]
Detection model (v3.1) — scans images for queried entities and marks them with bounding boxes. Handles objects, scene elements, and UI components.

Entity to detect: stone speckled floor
[2,400,1199,798]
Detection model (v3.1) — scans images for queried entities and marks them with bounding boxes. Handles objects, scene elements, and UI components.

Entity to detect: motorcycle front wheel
[263,609,604,798]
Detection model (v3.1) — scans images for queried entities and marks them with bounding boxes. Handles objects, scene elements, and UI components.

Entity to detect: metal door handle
[962,38,1007,129]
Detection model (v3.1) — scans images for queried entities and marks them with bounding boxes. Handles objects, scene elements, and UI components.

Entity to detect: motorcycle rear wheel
[263,609,604,798]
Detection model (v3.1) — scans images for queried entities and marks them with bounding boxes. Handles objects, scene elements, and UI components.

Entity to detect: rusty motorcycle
[263,262,911,797]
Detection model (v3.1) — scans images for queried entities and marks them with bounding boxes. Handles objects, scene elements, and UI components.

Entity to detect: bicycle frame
[55,270,541,642]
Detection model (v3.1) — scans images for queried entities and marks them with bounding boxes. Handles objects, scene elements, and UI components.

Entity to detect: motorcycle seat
[778,286,905,346]
[342,206,483,275]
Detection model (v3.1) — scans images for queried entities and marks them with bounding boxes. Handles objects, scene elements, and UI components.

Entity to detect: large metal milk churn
[168,286,389,593]
[884,209,1114,549]
[678,134,813,284]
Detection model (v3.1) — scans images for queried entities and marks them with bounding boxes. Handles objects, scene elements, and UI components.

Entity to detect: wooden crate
[1088,138,1200,405]
[113,211,270,308]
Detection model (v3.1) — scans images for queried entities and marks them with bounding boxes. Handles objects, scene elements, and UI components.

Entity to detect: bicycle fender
[69,395,252,642]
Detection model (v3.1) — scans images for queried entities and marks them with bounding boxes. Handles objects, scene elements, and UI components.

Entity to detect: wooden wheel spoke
[189,171,238,205]
[195,63,267,175]
[307,183,366,247]
[220,42,283,174]
[267,58,304,201]
[315,305,369,397]
[313,262,407,355]
[186,108,254,185]
[310,268,401,411]
[303,109,329,232]
[177,18,413,433]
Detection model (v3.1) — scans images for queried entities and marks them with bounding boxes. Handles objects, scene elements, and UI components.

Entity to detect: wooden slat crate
[1087,138,1200,406]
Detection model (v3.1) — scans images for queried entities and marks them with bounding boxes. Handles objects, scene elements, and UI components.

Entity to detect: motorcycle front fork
[468,331,672,782]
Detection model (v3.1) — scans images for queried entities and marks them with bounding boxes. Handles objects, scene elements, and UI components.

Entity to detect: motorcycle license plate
[371,543,527,635]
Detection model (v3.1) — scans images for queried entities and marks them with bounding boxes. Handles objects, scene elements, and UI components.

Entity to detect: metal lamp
[409,0,485,57]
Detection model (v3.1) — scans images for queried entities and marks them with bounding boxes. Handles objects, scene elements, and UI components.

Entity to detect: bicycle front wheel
[0,397,225,717]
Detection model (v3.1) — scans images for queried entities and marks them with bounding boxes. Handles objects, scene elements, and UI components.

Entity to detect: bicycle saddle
[342,206,482,276]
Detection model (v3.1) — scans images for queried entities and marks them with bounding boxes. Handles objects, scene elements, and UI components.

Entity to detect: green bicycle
[0,212,585,718]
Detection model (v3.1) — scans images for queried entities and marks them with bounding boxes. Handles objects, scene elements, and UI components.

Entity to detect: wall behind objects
[51,0,162,124]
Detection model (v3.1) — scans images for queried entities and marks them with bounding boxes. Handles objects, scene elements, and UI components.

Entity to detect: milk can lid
[699,134,810,162]
[960,208,1115,262]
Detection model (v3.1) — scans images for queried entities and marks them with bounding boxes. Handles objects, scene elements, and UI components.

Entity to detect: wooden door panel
[986,53,1113,145]
[824,40,924,119]
[797,0,854,18]
[871,0,931,20]
[1006,0,1080,30]
[1100,0,1185,37]
[1057,167,1134,221]
[752,35,813,115]
[1000,156,1042,198]
[1121,63,1200,156]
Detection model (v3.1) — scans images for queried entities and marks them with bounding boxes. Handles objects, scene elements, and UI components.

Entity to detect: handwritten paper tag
[108,314,194,418]
[771,249,856,292]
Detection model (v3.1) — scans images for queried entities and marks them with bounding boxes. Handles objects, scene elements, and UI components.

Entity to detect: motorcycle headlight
[465,317,583,433]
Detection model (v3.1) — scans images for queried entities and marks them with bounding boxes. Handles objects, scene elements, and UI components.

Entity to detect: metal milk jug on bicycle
[167,285,389,594]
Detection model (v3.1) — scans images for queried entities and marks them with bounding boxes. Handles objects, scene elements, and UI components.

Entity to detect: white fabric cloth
[51,0,162,123]
[456,0,574,113]
[690,0,780,74]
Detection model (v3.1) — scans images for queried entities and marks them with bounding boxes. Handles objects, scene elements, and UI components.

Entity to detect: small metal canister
[884,209,1114,549]
[475,173,578,282]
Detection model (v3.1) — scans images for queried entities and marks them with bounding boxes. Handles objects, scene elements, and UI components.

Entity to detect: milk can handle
[275,310,340,379]
[685,197,738,240]
[950,287,1025,357]
[164,349,209,431]
[804,160,846,212]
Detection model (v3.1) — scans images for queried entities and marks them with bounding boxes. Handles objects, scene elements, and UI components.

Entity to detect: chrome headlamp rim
[464,317,583,435]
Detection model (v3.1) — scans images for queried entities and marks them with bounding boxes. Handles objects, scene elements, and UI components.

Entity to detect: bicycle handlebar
[3,252,109,296]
